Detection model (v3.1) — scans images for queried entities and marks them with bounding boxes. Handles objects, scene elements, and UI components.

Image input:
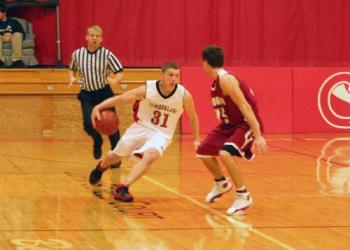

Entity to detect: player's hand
[91,107,101,128]
[253,135,268,154]
[68,77,77,88]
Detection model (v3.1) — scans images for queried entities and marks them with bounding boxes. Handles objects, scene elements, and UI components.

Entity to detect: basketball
[95,109,119,135]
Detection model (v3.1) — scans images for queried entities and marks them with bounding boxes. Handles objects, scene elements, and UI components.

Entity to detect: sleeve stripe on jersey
[108,51,123,73]
[69,51,77,70]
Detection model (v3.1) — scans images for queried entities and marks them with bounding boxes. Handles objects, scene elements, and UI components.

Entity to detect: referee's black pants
[77,86,120,150]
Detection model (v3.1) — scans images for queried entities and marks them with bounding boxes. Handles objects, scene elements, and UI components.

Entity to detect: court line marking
[142,175,296,250]
[303,138,328,141]
[268,144,347,167]
[2,224,350,233]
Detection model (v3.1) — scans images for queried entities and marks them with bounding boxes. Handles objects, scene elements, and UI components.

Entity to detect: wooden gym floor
[0,133,349,249]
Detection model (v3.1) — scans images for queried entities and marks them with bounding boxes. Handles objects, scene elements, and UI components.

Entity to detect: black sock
[236,186,248,193]
[214,176,226,182]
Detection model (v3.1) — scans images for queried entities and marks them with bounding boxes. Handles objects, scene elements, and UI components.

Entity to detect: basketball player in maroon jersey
[197,45,267,215]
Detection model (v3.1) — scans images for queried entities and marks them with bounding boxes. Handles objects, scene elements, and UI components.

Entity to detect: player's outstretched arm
[91,85,146,128]
[183,90,201,149]
[220,75,267,153]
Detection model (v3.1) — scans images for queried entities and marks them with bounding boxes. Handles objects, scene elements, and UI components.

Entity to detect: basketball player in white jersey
[89,61,200,202]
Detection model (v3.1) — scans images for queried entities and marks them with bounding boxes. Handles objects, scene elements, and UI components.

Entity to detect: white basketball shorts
[112,123,171,158]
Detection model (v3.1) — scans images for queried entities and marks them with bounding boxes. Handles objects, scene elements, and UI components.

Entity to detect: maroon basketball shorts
[197,123,255,160]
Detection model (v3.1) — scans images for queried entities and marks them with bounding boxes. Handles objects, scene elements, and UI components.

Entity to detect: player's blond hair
[87,25,103,36]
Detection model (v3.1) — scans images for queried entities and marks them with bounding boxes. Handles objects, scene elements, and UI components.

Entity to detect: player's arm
[91,85,146,127]
[220,75,267,153]
[183,90,201,149]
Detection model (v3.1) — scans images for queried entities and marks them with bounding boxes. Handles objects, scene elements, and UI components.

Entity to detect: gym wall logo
[317,72,350,129]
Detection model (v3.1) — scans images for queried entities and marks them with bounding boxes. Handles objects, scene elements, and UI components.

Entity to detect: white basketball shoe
[205,178,233,203]
[227,192,253,215]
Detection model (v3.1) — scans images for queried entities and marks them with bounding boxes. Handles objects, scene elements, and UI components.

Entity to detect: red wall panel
[9,0,350,67]
[181,67,293,134]
[182,67,350,134]
[293,68,350,132]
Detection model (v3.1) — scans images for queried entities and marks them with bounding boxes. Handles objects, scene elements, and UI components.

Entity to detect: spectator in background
[0,3,26,68]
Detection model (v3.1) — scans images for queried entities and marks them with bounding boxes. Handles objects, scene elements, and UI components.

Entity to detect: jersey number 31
[151,110,169,128]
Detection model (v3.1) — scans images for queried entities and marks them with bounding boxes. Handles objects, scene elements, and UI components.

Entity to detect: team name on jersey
[149,102,178,114]
[212,96,226,106]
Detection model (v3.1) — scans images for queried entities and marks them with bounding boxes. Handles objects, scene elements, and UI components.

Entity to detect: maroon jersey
[211,69,262,127]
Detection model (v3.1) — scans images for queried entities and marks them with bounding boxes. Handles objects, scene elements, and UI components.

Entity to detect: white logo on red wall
[317,72,350,129]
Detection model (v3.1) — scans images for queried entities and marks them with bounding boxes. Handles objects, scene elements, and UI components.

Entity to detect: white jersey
[133,80,185,139]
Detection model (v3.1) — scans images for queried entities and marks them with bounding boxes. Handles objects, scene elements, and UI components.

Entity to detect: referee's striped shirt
[69,47,123,91]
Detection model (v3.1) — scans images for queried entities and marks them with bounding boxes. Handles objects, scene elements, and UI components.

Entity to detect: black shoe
[89,164,107,185]
[113,184,133,202]
[110,161,121,169]
[0,60,5,68]
[93,143,102,159]
[11,60,26,68]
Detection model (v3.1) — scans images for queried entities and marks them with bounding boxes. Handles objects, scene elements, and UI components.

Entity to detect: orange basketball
[95,109,119,135]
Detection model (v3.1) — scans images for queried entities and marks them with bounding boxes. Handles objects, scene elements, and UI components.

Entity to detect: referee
[68,25,123,162]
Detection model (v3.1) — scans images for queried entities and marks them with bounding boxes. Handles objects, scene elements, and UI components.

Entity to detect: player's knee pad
[222,144,241,157]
